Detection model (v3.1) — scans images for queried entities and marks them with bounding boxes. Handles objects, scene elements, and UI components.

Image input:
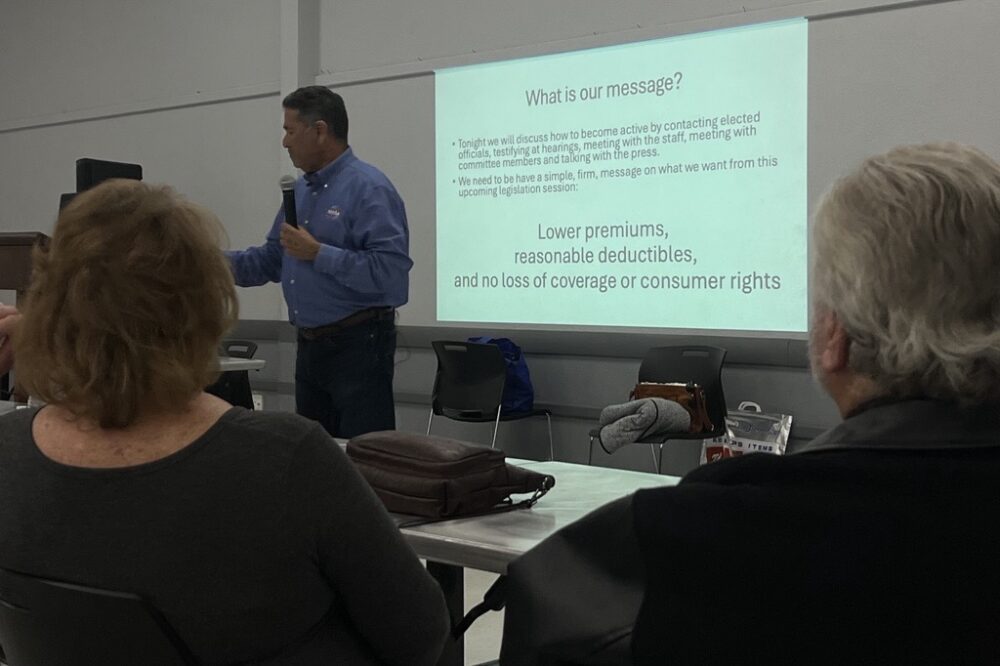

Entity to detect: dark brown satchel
[346,431,554,519]
[629,382,714,434]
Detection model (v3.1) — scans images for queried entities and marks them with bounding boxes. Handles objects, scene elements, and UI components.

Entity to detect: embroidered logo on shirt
[326,206,343,219]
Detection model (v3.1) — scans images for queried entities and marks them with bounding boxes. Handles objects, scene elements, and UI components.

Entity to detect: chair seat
[440,407,550,423]
[499,407,551,422]
[588,425,707,443]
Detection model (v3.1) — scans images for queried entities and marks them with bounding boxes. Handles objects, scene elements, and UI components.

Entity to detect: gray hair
[812,142,1000,404]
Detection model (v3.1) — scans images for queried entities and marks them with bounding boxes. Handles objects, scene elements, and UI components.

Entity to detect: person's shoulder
[0,406,36,426]
[674,449,840,490]
[632,455,818,533]
[671,446,889,497]
[221,407,320,434]
[342,153,398,191]
[0,407,38,447]
[213,408,340,461]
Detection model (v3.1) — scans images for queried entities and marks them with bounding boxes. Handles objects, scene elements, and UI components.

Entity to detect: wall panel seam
[314,0,959,90]
[0,82,282,135]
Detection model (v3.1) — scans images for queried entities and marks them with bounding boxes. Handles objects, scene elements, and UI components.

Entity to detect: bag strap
[452,575,508,638]
[396,475,554,529]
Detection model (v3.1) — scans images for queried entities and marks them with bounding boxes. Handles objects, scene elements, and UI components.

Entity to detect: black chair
[206,340,259,409]
[0,567,199,665]
[220,340,258,359]
[588,345,728,473]
[427,340,554,460]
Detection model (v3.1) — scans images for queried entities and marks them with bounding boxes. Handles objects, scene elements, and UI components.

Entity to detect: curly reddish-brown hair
[15,179,238,427]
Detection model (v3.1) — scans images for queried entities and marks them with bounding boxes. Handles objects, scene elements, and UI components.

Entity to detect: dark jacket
[500,399,1000,665]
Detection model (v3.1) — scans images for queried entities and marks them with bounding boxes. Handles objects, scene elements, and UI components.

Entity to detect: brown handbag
[346,431,554,519]
[629,382,714,434]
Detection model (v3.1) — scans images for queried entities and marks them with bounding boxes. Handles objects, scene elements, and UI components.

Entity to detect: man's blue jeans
[295,317,397,438]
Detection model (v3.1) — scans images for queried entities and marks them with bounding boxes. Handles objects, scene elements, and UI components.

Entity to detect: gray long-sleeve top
[0,407,449,665]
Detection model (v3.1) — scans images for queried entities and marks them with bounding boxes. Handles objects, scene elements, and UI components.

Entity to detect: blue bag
[468,336,535,414]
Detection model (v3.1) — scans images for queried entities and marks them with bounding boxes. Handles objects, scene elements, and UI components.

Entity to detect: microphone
[279,175,298,228]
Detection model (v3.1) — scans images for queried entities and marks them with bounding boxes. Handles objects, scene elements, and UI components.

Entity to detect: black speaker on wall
[59,158,143,210]
[75,158,142,192]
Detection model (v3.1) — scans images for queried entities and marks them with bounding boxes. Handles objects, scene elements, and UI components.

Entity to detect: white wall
[320,0,844,75]
[0,0,285,319]
[0,0,279,123]
[808,0,1000,206]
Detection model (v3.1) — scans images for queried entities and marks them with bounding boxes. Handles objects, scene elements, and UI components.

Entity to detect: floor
[463,569,505,664]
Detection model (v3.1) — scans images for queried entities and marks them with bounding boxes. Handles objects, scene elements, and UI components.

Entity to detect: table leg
[427,561,463,666]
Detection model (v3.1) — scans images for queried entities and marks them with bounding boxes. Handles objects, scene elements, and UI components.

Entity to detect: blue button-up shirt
[227,148,412,328]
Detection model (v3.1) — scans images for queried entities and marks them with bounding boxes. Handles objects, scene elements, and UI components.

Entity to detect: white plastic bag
[700,401,792,464]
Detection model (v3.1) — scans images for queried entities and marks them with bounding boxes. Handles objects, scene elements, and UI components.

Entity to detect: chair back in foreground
[208,340,259,409]
[220,339,258,359]
[589,345,728,473]
[0,567,199,666]
[428,340,553,457]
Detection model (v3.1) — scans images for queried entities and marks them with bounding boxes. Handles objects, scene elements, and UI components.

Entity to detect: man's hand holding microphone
[278,175,321,261]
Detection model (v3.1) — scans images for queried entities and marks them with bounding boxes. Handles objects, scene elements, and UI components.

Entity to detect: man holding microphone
[228,86,412,438]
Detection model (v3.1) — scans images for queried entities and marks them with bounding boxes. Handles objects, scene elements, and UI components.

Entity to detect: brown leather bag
[346,431,554,519]
[629,382,714,434]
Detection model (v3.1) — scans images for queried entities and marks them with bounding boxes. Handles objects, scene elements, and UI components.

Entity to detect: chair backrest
[637,345,728,438]
[430,340,506,422]
[0,567,199,666]
[220,339,258,359]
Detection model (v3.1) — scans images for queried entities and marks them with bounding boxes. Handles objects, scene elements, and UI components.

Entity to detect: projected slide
[435,19,807,332]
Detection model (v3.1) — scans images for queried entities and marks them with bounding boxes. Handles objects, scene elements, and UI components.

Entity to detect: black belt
[298,307,394,340]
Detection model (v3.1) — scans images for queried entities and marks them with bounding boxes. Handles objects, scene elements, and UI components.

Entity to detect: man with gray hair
[498,143,1000,664]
